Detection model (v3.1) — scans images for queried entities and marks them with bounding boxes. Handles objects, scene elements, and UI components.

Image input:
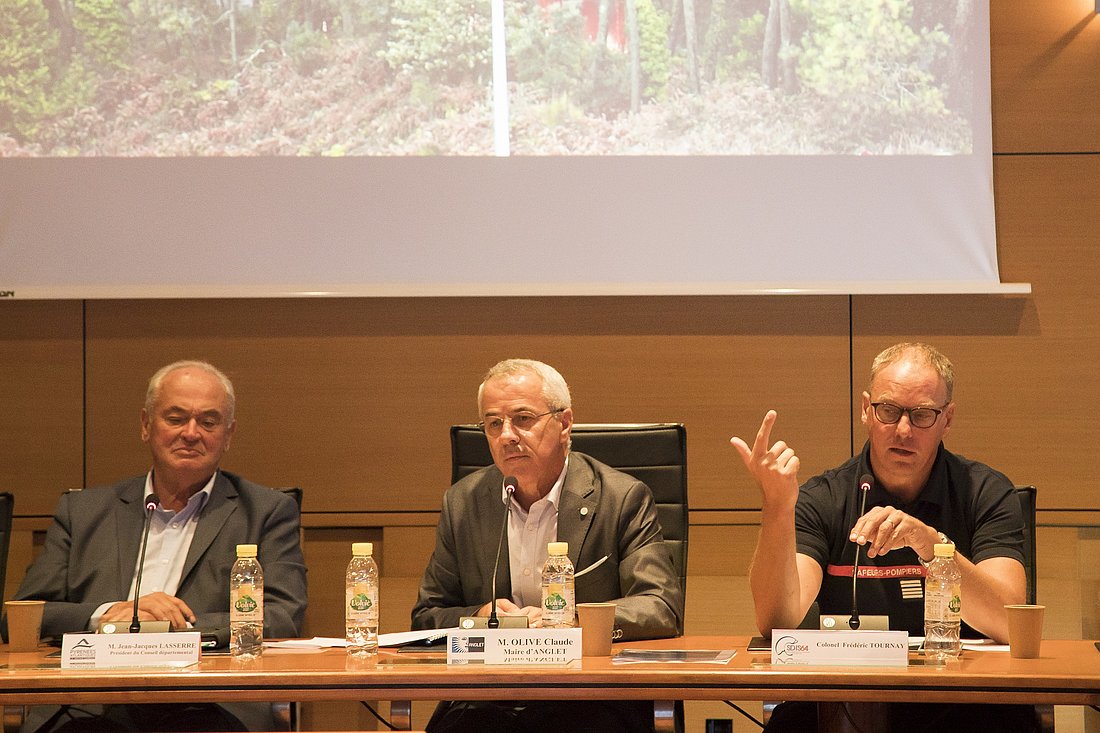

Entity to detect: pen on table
[575,555,609,578]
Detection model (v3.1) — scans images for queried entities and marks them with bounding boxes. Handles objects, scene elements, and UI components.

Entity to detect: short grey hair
[869,343,955,402]
[145,360,236,421]
[477,359,572,413]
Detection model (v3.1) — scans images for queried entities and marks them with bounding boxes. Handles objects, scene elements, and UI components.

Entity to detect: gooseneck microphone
[130,494,159,634]
[487,476,518,630]
[849,474,873,630]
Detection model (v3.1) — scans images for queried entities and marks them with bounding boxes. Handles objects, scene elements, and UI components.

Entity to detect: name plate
[61,632,201,669]
[770,629,909,667]
[446,628,581,665]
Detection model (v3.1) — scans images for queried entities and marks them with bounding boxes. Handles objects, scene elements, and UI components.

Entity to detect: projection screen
[0,0,1028,298]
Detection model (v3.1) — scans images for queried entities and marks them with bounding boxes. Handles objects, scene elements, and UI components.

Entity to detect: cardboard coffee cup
[5,600,45,653]
[1004,604,1045,659]
[577,602,616,656]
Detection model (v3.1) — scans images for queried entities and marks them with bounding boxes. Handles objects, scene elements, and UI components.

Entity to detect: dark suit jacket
[411,452,683,640]
[15,471,307,638]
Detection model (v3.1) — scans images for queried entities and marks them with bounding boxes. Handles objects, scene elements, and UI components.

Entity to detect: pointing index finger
[754,410,778,456]
[730,410,778,464]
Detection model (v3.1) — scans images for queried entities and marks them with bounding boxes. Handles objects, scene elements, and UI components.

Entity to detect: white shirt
[88,472,215,630]
[506,458,568,609]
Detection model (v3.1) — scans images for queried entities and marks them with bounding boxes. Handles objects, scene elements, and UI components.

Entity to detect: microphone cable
[359,701,398,731]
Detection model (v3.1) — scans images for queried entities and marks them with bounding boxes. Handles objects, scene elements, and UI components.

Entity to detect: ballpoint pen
[575,554,609,578]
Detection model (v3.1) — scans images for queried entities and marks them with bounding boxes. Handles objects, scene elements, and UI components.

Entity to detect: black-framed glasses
[870,402,948,429]
[480,410,563,437]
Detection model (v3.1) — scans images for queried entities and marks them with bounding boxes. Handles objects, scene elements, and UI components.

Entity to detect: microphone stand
[849,475,873,631]
[130,495,158,633]
[488,477,517,630]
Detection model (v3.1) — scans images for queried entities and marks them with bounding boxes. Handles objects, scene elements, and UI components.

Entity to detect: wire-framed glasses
[479,410,563,437]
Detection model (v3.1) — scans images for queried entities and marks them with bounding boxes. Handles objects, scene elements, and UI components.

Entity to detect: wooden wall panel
[991,0,1100,153]
[0,302,84,515]
[82,296,850,513]
[852,154,1100,509]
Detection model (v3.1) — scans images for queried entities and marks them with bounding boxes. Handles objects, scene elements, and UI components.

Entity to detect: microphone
[487,476,517,630]
[849,474,873,630]
[130,494,159,633]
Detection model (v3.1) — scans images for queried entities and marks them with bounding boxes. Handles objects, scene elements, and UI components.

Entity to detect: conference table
[2,635,1099,732]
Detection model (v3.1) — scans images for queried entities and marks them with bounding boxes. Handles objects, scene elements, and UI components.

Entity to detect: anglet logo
[948,594,961,614]
[450,636,485,653]
[350,594,373,612]
[234,595,258,613]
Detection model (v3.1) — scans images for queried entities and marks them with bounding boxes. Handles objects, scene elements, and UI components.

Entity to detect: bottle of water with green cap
[230,543,264,658]
[924,542,962,662]
[346,542,379,656]
[541,541,575,628]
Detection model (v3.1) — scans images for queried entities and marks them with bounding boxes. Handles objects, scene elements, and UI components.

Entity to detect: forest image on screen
[1,0,977,156]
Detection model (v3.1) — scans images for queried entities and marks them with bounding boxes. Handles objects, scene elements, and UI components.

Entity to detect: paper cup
[1005,604,1045,659]
[5,600,45,653]
[577,602,616,657]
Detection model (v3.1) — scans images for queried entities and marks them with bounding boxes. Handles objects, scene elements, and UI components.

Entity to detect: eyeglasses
[480,410,562,437]
[870,402,948,429]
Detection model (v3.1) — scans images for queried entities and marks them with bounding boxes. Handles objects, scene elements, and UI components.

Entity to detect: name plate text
[61,632,201,669]
[770,629,909,667]
[447,628,581,665]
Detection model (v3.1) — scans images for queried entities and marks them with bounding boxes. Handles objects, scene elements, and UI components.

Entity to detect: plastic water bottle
[541,541,575,628]
[346,542,379,656]
[230,543,264,658]
[924,542,962,662]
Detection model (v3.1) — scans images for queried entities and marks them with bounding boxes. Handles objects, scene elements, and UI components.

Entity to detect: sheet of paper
[265,637,347,648]
[379,628,455,647]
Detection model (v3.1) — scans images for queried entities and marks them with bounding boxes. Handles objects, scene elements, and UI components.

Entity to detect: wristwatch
[919,531,951,568]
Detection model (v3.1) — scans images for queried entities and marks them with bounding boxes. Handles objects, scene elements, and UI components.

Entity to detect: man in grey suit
[14,360,307,731]
[413,359,682,732]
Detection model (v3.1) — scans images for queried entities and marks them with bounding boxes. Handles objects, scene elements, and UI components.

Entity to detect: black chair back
[0,492,13,604]
[450,423,688,606]
[1015,486,1037,605]
[277,487,303,512]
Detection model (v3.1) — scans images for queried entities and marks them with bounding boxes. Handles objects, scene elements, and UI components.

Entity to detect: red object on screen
[538,0,627,50]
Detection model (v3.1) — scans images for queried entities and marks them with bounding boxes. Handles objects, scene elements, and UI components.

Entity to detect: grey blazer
[15,470,307,638]
[412,452,683,640]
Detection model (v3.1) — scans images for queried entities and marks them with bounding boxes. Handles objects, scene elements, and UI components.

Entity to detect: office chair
[451,422,688,733]
[1014,486,1037,606]
[1015,486,1053,733]
[0,493,13,606]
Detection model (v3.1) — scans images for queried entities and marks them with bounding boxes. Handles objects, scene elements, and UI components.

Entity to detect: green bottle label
[544,592,567,612]
[234,595,257,613]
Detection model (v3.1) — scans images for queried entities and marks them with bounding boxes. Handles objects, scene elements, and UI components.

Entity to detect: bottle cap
[547,541,568,556]
[352,542,373,556]
[236,543,258,557]
[933,543,955,557]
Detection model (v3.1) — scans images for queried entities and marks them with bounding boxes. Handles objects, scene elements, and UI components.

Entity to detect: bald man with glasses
[731,342,1037,732]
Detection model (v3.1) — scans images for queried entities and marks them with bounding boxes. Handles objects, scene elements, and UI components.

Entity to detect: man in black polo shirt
[731,342,1039,731]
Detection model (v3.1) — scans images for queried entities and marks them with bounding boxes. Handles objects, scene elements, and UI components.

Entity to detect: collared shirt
[88,472,216,630]
[506,457,569,609]
[795,442,1025,635]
